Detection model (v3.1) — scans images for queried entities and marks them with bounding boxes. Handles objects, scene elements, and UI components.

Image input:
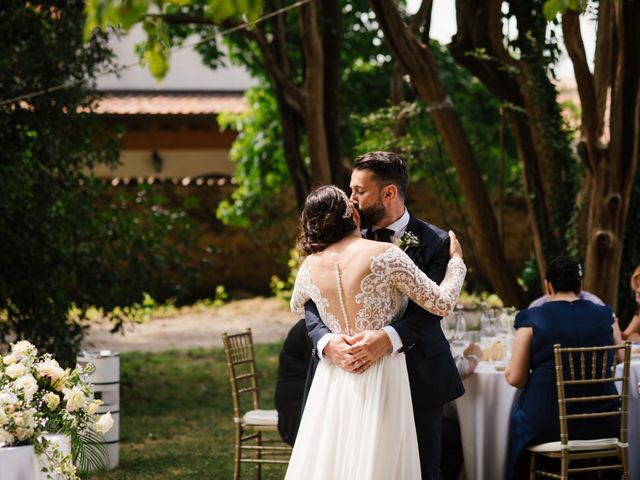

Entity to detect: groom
[303,151,464,480]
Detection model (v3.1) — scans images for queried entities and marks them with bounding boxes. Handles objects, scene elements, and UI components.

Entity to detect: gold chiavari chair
[221,329,292,479]
[528,342,631,479]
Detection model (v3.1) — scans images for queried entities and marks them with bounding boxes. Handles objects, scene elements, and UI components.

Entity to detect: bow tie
[366,228,395,243]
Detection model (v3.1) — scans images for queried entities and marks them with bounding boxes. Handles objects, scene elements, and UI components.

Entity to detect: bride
[285,185,466,479]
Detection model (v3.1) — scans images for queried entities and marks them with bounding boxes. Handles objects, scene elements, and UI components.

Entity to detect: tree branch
[251,27,305,115]
[593,1,614,139]
[409,0,432,36]
[562,9,598,171]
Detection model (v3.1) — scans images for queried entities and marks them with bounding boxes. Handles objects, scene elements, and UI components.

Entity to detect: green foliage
[0,2,116,365]
[352,42,522,205]
[216,87,290,227]
[0,3,205,364]
[543,0,587,20]
[84,0,264,80]
[270,249,302,303]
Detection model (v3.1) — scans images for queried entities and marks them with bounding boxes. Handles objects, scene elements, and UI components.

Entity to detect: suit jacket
[304,213,464,408]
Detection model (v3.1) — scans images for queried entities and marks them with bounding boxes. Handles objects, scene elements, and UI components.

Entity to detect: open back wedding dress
[285,242,466,479]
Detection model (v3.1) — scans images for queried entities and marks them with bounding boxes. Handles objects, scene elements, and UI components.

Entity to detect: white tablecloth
[454,358,640,480]
[617,358,640,480]
[453,362,517,480]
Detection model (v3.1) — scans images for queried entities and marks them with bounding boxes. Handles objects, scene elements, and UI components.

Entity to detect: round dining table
[453,361,517,480]
[452,358,640,480]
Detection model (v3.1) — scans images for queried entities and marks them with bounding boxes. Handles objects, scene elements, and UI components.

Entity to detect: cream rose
[0,409,8,425]
[2,354,16,366]
[86,399,103,416]
[14,426,34,442]
[35,358,65,383]
[43,392,61,411]
[5,363,27,379]
[62,386,86,412]
[11,340,36,359]
[94,412,114,434]
[52,369,71,391]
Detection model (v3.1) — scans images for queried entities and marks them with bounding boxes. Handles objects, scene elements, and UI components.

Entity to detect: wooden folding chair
[528,342,631,479]
[221,329,292,479]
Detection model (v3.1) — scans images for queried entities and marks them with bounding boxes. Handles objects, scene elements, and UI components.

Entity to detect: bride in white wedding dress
[285,186,466,480]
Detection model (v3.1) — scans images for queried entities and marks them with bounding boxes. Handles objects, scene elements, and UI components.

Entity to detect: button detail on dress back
[335,263,352,335]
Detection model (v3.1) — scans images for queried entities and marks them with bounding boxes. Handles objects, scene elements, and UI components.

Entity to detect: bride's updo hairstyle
[297,185,357,255]
[545,255,583,294]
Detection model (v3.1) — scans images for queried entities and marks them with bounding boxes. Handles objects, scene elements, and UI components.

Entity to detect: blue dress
[508,300,619,479]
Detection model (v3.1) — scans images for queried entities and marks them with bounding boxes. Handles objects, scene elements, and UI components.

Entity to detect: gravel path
[81,297,297,353]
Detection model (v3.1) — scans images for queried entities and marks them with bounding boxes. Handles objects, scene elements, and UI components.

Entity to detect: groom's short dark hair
[353,151,409,199]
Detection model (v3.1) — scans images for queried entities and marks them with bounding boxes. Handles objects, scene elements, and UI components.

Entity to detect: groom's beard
[357,198,387,231]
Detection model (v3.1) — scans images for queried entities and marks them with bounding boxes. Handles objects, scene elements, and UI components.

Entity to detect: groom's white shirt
[316,208,410,361]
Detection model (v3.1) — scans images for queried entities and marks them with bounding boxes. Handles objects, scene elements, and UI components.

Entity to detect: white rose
[5,363,27,379]
[0,428,15,447]
[43,392,61,411]
[11,340,36,359]
[2,354,17,366]
[15,374,38,401]
[0,392,18,406]
[62,386,86,412]
[0,409,8,425]
[35,358,65,383]
[94,412,114,434]
[86,399,103,415]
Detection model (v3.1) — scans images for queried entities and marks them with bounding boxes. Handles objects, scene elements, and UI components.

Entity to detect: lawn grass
[89,343,288,480]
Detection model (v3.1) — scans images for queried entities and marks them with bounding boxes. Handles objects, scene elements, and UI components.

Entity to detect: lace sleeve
[290,265,311,319]
[374,246,467,317]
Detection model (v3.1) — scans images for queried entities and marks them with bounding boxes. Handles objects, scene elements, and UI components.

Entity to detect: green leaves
[141,17,171,80]
[84,0,150,41]
[542,0,587,20]
[206,0,263,23]
[84,0,264,79]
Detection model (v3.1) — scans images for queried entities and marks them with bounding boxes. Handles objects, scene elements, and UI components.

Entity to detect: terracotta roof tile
[93,92,247,115]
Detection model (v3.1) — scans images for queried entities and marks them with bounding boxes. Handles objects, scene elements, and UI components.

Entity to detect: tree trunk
[273,86,310,207]
[369,0,528,307]
[321,0,349,190]
[299,1,331,187]
[450,0,578,288]
[582,0,640,306]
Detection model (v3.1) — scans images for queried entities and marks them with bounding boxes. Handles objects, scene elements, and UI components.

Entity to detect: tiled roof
[93,91,247,115]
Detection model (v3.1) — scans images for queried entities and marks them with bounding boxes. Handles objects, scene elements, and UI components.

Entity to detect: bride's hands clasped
[449,231,463,259]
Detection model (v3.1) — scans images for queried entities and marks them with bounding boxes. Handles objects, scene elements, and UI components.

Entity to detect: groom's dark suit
[304,213,464,480]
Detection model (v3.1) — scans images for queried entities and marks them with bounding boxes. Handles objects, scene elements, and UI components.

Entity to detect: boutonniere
[394,231,420,251]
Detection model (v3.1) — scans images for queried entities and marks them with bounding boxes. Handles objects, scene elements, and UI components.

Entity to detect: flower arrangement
[0,340,113,479]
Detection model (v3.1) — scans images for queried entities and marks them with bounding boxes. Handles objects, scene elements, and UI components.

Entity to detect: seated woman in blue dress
[505,255,620,479]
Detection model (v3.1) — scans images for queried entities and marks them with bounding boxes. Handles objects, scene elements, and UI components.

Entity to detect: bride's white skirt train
[285,353,421,479]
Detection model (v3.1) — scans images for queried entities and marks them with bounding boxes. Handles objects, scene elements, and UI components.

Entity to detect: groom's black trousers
[414,406,445,480]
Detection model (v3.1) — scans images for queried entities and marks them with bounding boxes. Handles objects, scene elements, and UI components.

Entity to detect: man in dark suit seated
[274,319,311,446]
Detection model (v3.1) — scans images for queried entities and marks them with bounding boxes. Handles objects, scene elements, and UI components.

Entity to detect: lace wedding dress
[285,245,466,479]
